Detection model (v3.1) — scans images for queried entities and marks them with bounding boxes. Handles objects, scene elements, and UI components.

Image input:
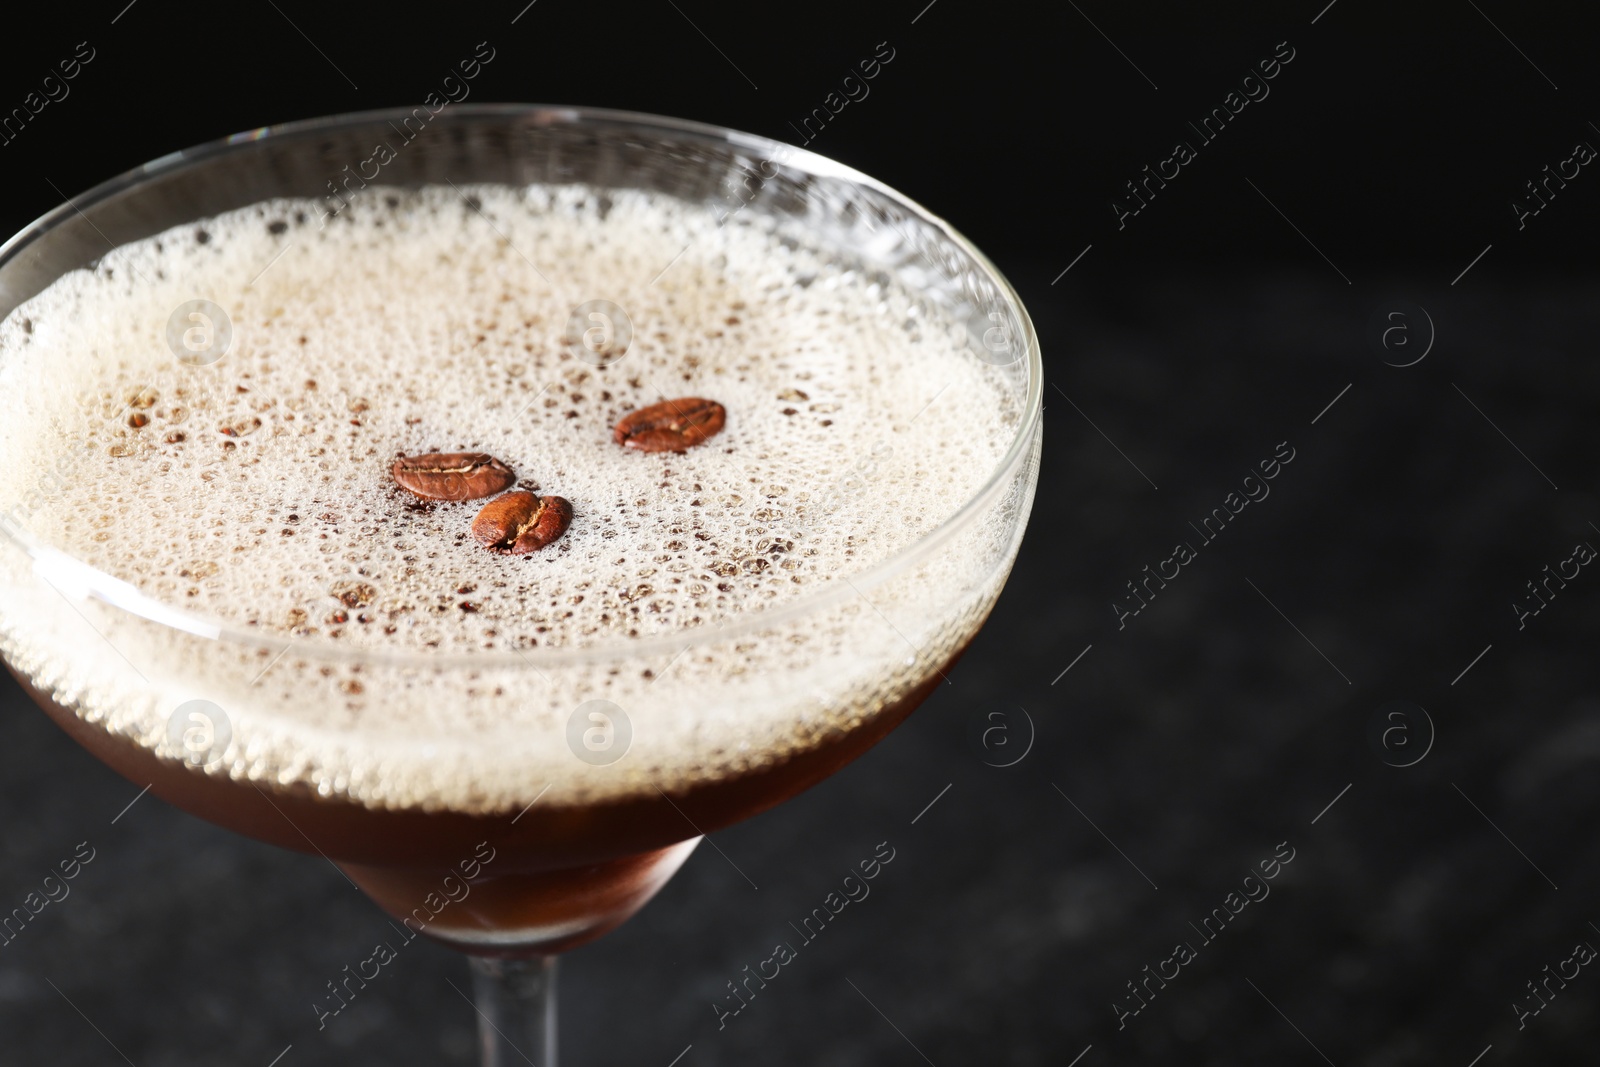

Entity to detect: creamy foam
[0,183,1033,811]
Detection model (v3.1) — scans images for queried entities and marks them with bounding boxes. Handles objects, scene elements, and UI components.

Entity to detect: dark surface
[3,2,1599,1065]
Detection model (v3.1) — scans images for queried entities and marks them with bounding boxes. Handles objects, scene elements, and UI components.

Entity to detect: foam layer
[0,185,1008,651]
[0,183,1031,811]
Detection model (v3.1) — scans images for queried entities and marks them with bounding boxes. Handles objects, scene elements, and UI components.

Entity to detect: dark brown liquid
[19,651,959,955]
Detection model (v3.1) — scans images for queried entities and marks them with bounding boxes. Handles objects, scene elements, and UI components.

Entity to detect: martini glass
[0,105,1041,1065]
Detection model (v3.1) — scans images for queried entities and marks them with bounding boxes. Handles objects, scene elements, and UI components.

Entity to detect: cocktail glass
[0,105,1042,1065]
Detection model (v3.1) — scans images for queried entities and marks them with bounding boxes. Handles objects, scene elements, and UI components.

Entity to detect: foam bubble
[0,184,1027,811]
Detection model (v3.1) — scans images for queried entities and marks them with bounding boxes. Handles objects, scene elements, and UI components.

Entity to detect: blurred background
[2,1,1598,1063]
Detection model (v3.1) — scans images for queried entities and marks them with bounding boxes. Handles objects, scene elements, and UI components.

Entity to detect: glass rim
[0,103,1043,670]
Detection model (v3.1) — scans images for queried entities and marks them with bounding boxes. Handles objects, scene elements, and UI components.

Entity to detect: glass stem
[469,955,558,1067]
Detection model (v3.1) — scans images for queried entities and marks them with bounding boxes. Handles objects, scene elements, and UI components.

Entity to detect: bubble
[331,580,378,609]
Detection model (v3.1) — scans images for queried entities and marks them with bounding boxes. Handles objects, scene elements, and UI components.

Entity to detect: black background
[2,1,1599,1064]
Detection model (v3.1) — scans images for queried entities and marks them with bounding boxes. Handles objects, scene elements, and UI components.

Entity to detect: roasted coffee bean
[392,452,515,501]
[471,491,574,555]
[613,397,726,453]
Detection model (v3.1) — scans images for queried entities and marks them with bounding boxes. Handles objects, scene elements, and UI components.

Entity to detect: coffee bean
[393,452,515,501]
[614,397,726,453]
[471,491,574,555]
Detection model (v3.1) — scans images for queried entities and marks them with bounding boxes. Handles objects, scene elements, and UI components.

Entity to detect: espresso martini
[0,181,1023,951]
